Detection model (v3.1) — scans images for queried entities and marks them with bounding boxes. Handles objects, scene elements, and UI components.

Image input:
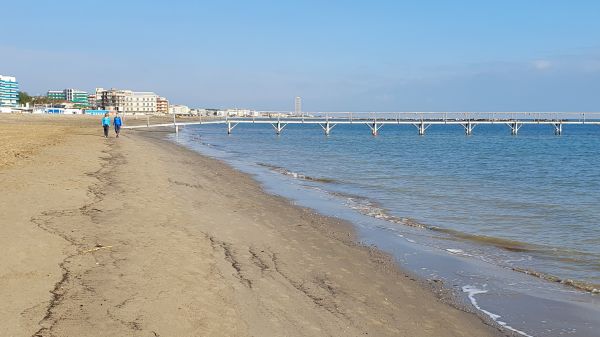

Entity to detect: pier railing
[123,111,600,136]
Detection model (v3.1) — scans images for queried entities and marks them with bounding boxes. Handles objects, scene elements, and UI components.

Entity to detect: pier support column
[227,122,238,134]
[414,122,430,136]
[508,121,522,136]
[319,120,336,136]
[271,121,287,135]
[553,123,563,135]
[462,121,476,135]
[173,113,177,134]
[367,122,383,136]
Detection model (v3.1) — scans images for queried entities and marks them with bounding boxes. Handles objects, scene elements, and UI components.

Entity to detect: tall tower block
[295,96,302,115]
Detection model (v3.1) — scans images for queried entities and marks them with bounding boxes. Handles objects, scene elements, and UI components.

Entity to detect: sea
[171,121,600,337]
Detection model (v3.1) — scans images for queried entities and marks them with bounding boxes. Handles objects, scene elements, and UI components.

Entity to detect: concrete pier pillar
[464,122,475,135]
[418,122,426,136]
[509,122,522,136]
[554,123,563,135]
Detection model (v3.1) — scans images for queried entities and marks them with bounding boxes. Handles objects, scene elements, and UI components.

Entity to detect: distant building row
[168,107,261,117]
[1,75,259,116]
[47,88,170,114]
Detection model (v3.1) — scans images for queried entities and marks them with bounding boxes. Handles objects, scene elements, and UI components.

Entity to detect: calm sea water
[172,122,600,336]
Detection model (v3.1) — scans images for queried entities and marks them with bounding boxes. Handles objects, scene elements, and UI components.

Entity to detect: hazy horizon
[2,0,600,111]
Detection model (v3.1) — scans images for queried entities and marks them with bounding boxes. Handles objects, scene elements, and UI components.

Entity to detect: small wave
[257,163,338,183]
[510,267,600,294]
[432,230,600,293]
[431,227,543,253]
[462,285,534,337]
[446,248,472,256]
[329,191,428,229]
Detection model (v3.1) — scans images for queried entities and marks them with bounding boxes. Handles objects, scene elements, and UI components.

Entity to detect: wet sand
[0,114,503,336]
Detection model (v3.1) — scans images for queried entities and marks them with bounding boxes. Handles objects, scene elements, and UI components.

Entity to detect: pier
[123,112,600,136]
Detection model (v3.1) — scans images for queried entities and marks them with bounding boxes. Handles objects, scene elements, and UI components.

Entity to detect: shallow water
[172,122,600,336]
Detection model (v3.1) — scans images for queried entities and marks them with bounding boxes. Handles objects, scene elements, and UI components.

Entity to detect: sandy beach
[0,114,503,337]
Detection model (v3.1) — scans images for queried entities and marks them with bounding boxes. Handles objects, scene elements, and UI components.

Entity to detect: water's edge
[167,128,600,337]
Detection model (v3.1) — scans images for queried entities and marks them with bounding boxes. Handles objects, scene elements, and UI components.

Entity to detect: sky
[2,0,600,111]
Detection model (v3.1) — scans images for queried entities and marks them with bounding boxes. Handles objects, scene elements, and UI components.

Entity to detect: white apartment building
[101,88,158,114]
[226,108,254,117]
[168,104,191,115]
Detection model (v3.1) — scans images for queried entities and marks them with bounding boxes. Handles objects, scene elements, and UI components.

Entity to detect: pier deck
[123,112,600,136]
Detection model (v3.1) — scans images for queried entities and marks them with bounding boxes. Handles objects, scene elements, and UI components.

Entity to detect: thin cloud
[532,59,553,71]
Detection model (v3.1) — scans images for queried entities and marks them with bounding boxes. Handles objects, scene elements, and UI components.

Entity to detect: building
[124,91,157,114]
[199,108,225,117]
[100,88,158,114]
[47,88,89,107]
[189,108,203,115]
[225,108,253,117]
[66,89,89,105]
[157,96,169,114]
[100,89,126,112]
[295,96,302,115]
[88,94,97,108]
[84,109,110,115]
[0,75,19,112]
[47,90,66,100]
[168,104,190,115]
[88,88,104,108]
[247,110,261,117]
[43,107,81,114]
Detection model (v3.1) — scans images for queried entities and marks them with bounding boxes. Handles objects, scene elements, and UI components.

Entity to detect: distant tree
[30,95,54,106]
[18,91,32,105]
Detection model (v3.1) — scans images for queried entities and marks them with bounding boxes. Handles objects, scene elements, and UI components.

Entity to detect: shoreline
[169,122,600,337]
[236,160,600,294]
[238,159,600,295]
[136,127,508,335]
[144,129,490,310]
[0,114,503,336]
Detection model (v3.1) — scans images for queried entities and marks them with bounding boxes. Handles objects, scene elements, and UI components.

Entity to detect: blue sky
[2,0,599,111]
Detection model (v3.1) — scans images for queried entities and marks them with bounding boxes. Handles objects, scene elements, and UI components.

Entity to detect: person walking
[102,113,111,138]
[113,114,122,137]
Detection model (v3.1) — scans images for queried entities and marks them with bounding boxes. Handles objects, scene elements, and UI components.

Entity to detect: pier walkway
[123,112,600,136]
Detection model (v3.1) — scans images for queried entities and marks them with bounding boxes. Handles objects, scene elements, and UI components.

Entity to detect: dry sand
[0,114,504,337]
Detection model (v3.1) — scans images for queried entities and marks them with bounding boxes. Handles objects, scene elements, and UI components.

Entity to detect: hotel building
[47,88,90,107]
[0,75,19,111]
[100,88,158,114]
[157,96,169,114]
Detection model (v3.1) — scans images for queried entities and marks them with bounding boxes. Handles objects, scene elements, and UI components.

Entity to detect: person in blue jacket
[113,114,123,137]
[102,113,111,138]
